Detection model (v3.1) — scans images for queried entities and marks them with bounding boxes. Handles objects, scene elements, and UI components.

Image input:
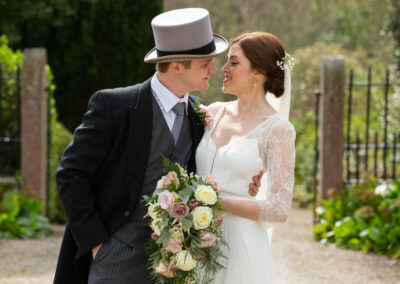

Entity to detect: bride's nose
[221,62,228,73]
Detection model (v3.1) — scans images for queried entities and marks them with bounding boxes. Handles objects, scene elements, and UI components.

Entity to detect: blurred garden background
[0,0,400,283]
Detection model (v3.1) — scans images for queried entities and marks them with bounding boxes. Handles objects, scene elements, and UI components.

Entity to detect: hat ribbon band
[156,39,216,57]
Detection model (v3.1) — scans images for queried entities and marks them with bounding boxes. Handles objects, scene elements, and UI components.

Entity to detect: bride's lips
[223,75,231,83]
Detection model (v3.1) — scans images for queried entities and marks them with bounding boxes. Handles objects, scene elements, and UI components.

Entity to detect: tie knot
[172,102,185,116]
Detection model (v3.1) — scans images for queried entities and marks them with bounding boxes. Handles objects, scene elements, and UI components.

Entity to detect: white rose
[147,203,159,219]
[156,178,163,189]
[195,185,217,205]
[175,250,197,271]
[192,206,213,230]
[151,218,165,235]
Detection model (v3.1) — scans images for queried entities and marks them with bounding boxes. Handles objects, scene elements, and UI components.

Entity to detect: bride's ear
[253,69,265,79]
[255,72,266,84]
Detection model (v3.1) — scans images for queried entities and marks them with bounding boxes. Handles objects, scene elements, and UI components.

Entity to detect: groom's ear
[170,61,191,74]
[170,62,184,74]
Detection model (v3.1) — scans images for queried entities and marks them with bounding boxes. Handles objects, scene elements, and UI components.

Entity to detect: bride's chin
[221,87,235,95]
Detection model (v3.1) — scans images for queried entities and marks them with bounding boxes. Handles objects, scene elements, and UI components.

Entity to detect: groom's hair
[157,61,192,73]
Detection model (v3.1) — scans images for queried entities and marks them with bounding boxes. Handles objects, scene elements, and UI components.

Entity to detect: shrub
[314,179,400,258]
[0,183,52,239]
[47,62,73,223]
[0,34,72,223]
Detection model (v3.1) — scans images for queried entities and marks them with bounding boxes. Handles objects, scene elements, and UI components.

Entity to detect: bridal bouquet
[143,157,227,284]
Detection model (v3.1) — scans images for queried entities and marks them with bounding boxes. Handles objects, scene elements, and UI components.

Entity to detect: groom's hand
[249,171,263,197]
[92,243,103,260]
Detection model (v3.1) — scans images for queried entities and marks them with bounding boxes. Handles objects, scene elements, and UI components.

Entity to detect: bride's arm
[221,120,296,222]
[220,197,261,220]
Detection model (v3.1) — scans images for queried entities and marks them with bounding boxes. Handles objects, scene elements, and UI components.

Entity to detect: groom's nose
[209,61,217,73]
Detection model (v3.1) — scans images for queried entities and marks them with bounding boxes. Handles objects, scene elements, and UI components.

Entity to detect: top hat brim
[144,34,229,63]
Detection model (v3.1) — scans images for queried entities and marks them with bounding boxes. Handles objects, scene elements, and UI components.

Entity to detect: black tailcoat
[54,77,204,283]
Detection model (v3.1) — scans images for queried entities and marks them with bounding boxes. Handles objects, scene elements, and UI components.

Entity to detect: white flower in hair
[276,52,295,71]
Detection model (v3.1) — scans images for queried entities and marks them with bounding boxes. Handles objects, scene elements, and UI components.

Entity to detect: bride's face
[221,43,257,96]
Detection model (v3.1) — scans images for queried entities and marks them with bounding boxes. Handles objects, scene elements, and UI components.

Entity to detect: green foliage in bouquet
[314,179,400,258]
[0,183,53,239]
[143,157,228,284]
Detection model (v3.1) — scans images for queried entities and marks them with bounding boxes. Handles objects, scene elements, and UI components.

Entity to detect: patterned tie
[171,102,185,144]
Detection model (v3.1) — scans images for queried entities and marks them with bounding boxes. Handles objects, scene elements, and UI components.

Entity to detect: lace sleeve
[256,118,296,222]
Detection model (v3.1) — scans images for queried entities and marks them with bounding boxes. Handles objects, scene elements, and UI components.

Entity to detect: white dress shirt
[151,74,189,131]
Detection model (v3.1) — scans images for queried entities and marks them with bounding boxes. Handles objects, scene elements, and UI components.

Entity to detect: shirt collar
[151,74,189,113]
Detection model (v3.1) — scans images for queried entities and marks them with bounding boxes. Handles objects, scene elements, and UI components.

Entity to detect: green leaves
[0,187,52,239]
[179,216,193,232]
[177,187,192,204]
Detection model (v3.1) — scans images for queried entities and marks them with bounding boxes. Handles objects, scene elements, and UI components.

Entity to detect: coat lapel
[127,78,153,190]
[188,97,205,172]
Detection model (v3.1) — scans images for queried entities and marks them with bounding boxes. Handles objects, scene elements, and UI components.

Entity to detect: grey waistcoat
[113,95,192,248]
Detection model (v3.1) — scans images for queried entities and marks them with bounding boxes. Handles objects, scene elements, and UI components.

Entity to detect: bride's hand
[249,171,263,197]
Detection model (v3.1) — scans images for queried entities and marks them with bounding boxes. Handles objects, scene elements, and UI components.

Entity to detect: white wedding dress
[195,101,296,284]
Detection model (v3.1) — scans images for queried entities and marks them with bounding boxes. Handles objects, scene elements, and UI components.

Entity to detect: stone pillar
[21,48,47,202]
[320,56,345,200]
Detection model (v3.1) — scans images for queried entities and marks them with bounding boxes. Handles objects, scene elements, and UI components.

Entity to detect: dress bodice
[195,101,296,222]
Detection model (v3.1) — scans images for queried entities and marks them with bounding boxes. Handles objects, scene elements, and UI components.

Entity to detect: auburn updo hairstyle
[230,32,285,98]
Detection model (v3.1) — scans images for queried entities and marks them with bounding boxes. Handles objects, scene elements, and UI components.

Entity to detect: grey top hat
[144,8,229,63]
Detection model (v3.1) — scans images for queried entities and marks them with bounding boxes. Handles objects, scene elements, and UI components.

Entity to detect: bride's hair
[230,32,285,98]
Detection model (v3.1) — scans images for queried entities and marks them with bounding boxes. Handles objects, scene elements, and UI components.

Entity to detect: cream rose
[175,250,197,271]
[195,185,217,205]
[192,206,213,230]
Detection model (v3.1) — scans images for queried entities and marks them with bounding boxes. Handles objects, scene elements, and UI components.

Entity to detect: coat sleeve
[56,91,112,253]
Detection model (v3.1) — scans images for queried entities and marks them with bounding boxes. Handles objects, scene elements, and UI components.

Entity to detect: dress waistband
[218,190,256,201]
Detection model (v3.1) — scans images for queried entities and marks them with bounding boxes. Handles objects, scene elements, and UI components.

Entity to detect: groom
[54,8,260,284]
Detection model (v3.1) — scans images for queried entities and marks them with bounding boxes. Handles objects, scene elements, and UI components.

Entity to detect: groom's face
[179,57,217,92]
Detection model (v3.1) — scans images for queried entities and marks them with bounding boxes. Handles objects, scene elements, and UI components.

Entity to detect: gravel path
[0,207,399,283]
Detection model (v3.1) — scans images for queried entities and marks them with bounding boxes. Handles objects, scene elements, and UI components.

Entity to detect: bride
[195,32,296,284]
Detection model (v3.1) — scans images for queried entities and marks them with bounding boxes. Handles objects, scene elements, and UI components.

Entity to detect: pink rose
[158,190,175,210]
[200,231,217,248]
[167,239,183,253]
[189,200,201,211]
[215,215,224,228]
[169,202,190,219]
[154,263,176,278]
[205,175,218,192]
[151,232,159,241]
[199,104,214,125]
[162,171,180,189]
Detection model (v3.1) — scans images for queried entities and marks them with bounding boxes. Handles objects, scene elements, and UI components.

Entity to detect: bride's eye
[231,62,238,65]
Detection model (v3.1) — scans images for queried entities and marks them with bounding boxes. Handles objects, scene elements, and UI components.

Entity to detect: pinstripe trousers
[88,237,153,284]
